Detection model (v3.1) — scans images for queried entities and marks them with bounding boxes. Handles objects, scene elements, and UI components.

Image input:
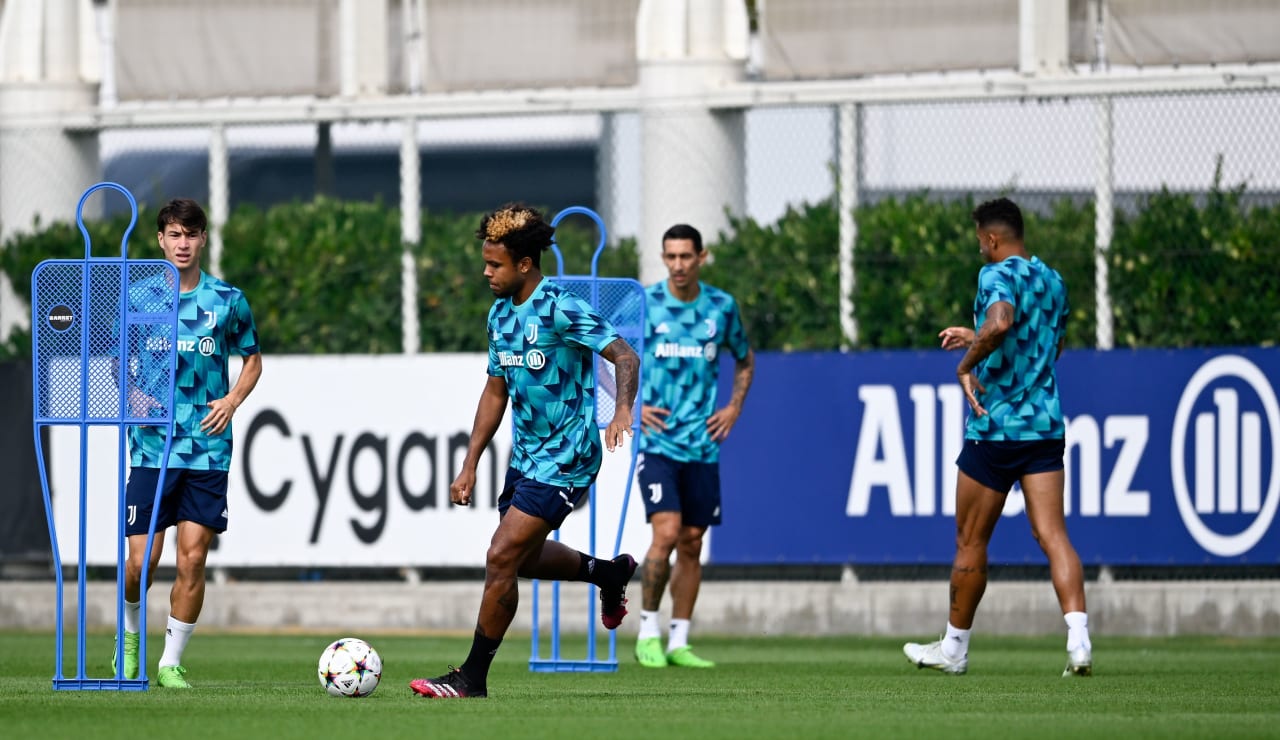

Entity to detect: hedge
[2,184,1276,359]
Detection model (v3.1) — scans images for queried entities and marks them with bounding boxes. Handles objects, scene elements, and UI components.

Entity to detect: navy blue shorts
[637,453,722,527]
[956,438,1066,494]
[124,467,229,536]
[498,468,592,530]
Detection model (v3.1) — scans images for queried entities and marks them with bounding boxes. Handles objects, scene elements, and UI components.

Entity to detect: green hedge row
[0,200,636,358]
[2,184,1276,359]
[704,181,1278,351]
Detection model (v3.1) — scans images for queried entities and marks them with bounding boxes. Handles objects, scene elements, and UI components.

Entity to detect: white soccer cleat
[1062,646,1092,677]
[904,639,968,675]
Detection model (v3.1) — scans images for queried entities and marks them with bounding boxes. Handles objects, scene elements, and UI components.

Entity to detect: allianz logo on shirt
[175,337,217,356]
[654,342,718,361]
[498,349,546,370]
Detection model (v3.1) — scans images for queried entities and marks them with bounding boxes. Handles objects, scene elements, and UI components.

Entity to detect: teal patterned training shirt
[966,255,1069,441]
[129,271,260,470]
[487,278,622,487]
[639,281,751,463]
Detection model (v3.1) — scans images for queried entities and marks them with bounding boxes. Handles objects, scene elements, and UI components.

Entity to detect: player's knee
[954,532,990,555]
[650,531,678,553]
[485,543,522,574]
[676,534,704,558]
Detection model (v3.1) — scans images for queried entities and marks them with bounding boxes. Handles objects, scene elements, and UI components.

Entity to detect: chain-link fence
[2,86,1278,354]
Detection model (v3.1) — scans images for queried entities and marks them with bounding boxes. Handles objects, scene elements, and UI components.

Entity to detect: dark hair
[662,223,703,253]
[156,198,208,233]
[476,203,555,268]
[972,197,1023,241]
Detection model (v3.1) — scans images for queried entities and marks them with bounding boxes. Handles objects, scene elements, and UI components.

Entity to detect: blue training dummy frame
[32,182,180,690]
[529,206,645,673]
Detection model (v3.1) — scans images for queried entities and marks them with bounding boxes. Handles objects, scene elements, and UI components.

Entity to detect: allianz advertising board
[50,349,1276,567]
[712,348,1279,565]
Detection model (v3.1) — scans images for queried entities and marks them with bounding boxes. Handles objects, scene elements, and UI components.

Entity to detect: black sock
[460,630,502,686]
[576,553,614,587]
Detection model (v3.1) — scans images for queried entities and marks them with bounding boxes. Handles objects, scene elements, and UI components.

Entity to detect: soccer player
[903,197,1091,677]
[410,203,641,699]
[633,224,754,669]
[115,198,262,688]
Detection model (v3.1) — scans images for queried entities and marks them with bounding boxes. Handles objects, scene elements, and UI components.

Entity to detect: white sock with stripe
[668,618,691,651]
[942,622,970,661]
[124,600,140,634]
[159,616,195,668]
[638,610,662,640]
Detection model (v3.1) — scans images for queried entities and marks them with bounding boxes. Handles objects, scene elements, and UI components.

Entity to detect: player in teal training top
[411,203,640,699]
[904,197,1092,678]
[116,198,262,689]
[634,224,754,670]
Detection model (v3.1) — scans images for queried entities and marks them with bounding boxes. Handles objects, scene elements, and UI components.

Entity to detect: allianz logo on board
[1170,355,1278,557]
[846,354,1277,558]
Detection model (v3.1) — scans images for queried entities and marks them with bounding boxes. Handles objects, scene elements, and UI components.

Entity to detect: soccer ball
[318,637,382,698]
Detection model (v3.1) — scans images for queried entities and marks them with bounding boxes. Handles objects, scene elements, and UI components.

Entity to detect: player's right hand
[938,326,975,351]
[127,387,162,418]
[449,469,476,506]
[640,405,669,434]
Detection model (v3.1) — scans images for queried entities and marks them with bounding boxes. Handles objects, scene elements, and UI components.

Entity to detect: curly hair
[476,203,555,268]
[971,197,1023,241]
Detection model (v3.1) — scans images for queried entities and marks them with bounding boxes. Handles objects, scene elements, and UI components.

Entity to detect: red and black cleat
[600,554,638,630]
[409,666,487,699]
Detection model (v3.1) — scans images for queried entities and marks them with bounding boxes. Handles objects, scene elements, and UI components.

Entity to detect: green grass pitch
[1,631,1277,739]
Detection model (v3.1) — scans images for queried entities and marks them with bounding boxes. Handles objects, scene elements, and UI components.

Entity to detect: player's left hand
[706,404,742,442]
[604,408,634,452]
[200,397,239,434]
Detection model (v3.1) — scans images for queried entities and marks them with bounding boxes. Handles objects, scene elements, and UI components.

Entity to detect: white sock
[1065,611,1091,652]
[124,600,140,634]
[159,616,195,668]
[942,622,970,661]
[668,618,691,651]
[638,610,662,640]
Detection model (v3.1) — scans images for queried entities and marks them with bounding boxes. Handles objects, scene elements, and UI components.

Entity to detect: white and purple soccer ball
[318,637,382,698]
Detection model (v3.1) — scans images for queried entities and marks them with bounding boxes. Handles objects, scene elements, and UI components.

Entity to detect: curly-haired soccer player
[410,203,640,699]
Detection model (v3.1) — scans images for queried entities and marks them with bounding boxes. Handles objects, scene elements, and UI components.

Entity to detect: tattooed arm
[955,301,1014,416]
[600,338,639,451]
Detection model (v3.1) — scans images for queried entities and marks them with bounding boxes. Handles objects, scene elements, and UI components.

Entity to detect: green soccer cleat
[635,637,667,668]
[666,645,715,668]
[157,665,192,688]
[111,631,140,680]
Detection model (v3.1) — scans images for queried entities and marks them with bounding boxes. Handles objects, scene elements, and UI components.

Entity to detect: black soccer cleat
[600,554,638,630]
[409,666,487,699]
